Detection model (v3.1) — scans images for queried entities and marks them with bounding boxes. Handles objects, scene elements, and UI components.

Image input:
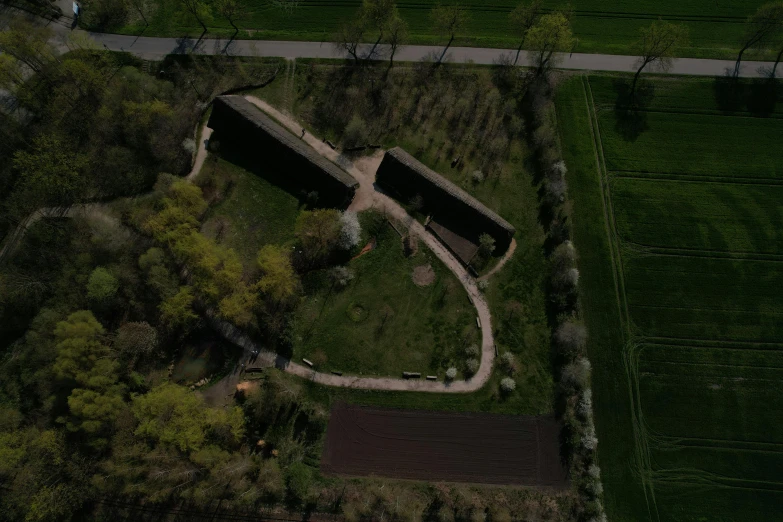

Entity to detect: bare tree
[734,2,783,77]
[214,0,245,34]
[508,0,542,65]
[431,4,470,64]
[386,14,408,67]
[335,20,365,64]
[630,20,688,96]
[178,0,210,33]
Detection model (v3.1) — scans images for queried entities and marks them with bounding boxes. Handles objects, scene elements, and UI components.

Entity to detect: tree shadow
[713,75,779,117]
[612,78,654,142]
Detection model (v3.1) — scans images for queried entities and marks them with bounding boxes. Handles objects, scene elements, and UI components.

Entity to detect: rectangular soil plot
[321,403,568,489]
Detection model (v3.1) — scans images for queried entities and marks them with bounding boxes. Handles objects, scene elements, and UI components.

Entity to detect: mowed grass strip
[623,254,783,342]
[292,214,477,378]
[612,178,783,254]
[598,111,783,179]
[200,158,302,268]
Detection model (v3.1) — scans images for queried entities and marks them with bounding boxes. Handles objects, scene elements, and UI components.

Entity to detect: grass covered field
[103,0,774,59]
[292,212,478,378]
[556,73,783,521]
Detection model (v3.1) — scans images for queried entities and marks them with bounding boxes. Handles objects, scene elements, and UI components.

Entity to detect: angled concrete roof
[212,96,358,190]
[383,147,515,236]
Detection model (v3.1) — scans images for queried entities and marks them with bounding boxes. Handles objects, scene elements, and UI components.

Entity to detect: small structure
[208,96,359,208]
[375,147,515,264]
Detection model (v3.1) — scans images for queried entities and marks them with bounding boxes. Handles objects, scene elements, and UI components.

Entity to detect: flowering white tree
[500,377,516,392]
[339,211,362,250]
[445,367,457,380]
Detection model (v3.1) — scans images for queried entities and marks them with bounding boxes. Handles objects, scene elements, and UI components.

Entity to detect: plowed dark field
[321,403,568,488]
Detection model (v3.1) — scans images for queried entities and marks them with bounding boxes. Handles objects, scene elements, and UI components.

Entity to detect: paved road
[64,30,780,79]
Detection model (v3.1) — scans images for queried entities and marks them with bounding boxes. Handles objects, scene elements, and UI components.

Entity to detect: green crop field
[104,0,774,59]
[556,74,783,521]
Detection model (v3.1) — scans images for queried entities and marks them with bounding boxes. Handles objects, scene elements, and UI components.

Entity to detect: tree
[159,286,199,332]
[554,319,587,354]
[53,311,108,385]
[526,12,574,75]
[500,377,516,392]
[0,19,56,73]
[295,209,342,261]
[257,245,299,301]
[214,0,245,33]
[218,284,259,326]
[12,133,90,209]
[285,462,313,503]
[630,20,688,96]
[362,0,397,59]
[178,0,211,33]
[445,367,457,380]
[562,356,591,388]
[335,20,366,64]
[66,386,125,437]
[509,0,542,65]
[465,358,479,375]
[431,4,470,64]
[86,267,120,301]
[386,14,408,67]
[132,383,244,453]
[340,210,362,249]
[735,2,783,77]
[479,233,496,256]
[115,322,158,359]
[126,0,150,25]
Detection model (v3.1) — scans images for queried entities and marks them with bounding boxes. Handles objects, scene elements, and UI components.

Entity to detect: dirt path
[478,238,517,282]
[243,96,495,392]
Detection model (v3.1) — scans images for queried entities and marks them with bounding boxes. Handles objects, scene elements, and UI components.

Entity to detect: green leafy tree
[526,12,574,75]
[479,233,496,256]
[295,209,342,261]
[160,286,199,332]
[132,383,245,453]
[285,462,313,503]
[362,0,396,59]
[12,133,90,209]
[178,0,212,33]
[66,386,125,437]
[52,311,107,385]
[631,20,689,96]
[509,0,542,65]
[257,245,299,302]
[87,267,120,301]
[218,284,259,326]
[431,4,470,63]
[386,14,408,67]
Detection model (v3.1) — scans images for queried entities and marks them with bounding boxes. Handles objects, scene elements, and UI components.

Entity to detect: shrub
[551,240,577,270]
[465,344,480,357]
[554,320,587,354]
[342,115,367,148]
[562,357,592,388]
[329,266,355,288]
[465,358,479,375]
[477,279,489,292]
[578,388,593,418]
[471,170,485,183]
[500,377,516,392]
[445,367,457,380]
[582,423,598,450]
[587,464,601,479]
[478,233,495,256]
[339,211,362,249]
[87,267,119,301]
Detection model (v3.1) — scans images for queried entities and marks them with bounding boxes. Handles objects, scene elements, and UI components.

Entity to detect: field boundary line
[609,170,783,186]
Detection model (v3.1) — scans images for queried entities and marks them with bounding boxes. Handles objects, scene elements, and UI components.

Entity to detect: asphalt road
[78,32,781,78]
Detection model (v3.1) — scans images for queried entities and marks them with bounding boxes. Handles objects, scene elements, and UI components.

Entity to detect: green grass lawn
[291,212,478,378]
[198,157,303,269]
[102,0,775,59]
[556,73,783,521]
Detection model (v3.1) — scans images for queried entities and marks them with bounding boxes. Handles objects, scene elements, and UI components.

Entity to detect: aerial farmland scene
[0,0,781,521]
